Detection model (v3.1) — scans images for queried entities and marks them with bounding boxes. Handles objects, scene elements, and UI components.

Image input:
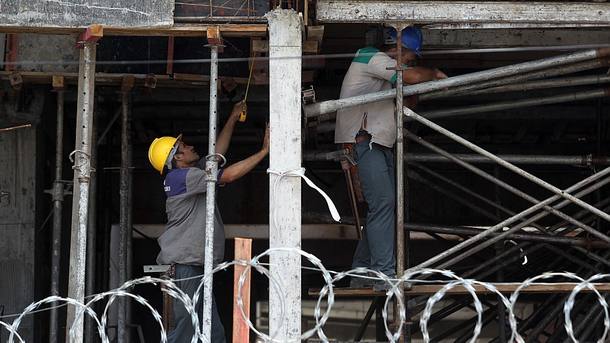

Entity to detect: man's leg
[355,142,396,278]
[168,265,226,343]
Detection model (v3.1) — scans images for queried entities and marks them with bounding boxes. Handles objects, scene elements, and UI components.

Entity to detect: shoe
[373,275,397,292]
[349,275,375,288]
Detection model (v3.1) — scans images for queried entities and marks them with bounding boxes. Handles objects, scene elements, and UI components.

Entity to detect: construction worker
[335,27,447,291]
[148,101,269,343]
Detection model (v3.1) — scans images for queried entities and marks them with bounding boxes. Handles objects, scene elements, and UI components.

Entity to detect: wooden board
[0,0,174,28]
[309,283,610,297]
[0,24,267,37]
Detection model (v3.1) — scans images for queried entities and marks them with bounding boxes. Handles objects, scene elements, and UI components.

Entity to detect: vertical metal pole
[394,25,405,279]
[202,29,221,343]
[118,90,133,343]
[266,9,303,341]
[49,88,65,343]
[66,40,96,343]
[85,110,98,342]
[392,24,406,342]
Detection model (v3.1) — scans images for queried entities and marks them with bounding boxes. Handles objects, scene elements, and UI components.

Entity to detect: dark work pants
[351,139,397,277]
[168,264,226,343]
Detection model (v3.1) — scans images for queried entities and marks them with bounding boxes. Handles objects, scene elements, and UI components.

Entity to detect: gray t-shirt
[335,47,398,148]
[156,161,225,267]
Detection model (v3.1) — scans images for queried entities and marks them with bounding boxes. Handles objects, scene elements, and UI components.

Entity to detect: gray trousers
[169,264,226,343]
[351,140,397,277]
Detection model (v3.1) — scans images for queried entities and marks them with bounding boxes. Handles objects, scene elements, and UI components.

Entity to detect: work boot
[349,274,375,288]
[372,275,397,292]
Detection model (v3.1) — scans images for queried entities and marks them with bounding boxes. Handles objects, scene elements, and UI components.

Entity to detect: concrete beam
[0,0,173,28]
[316,1,610,25]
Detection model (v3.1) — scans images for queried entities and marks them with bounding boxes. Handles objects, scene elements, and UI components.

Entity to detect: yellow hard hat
[148,134,182,174]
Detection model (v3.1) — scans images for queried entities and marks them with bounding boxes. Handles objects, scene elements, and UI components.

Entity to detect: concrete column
[66,41,96,343]
[266,9,303,341]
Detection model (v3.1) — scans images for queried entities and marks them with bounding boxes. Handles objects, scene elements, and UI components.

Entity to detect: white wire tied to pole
[267,167,341,225]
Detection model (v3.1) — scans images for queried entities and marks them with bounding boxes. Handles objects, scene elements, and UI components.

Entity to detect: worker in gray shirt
[335,27,447,291]
[148,101,269,343]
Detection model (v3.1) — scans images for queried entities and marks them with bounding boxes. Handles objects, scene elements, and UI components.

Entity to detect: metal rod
[411,162,514,217]
[419,58,610,100]
[174,16,266,23]
[410,163,610,270]
[202,40,220,343]
[49,89,64,343]
[85,112,98,342]
[65,41,96,343]
[303,48,610,117]
[456,74,610,97]
[118,90,132,343]
[404,107,610,224]
[408,170,500,222]
[354,297,379,341]
[423,88,610,120]
[0,123,32,132]
[394,22,406,303]
[304,150,610,166]
[405,223,610,248]
[404,131,610,243]
[434,175,610,271]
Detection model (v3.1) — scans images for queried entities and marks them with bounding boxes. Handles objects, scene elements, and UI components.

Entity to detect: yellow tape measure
[239,56,256,122]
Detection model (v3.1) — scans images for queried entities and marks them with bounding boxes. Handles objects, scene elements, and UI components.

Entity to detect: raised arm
[216,101,246,156]
[219,125,269,184]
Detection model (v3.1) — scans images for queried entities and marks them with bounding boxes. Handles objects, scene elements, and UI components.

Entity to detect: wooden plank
[0,23,267,37]
[303,40,319,54]
[0,0,173,28]
[232,238,252,343]
[0,71,250,87]
[316,1,610,24]
[307,25,324,41]
[309,282,610,297]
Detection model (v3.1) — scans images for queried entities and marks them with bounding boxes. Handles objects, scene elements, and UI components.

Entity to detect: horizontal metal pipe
[404,130,610,243]
[420,58,610,100]
[303,150,610,166]
[460,74,610,96]
[424,88,610,120]
[406,107,610,223]
[406,223,610,248]
[304,48,610,117]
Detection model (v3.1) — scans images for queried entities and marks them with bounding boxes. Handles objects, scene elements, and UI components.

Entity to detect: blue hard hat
[385,26,423,56]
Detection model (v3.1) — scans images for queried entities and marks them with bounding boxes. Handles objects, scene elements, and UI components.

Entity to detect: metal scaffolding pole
[410,165,610,270]
[85,112,97,342]
[118,86,133,343]
[201,27,221,343]
[419,58,610,101]
[457,74,610,97]
[423,88,610,120]
[304,150,610,167]
[49,85,65,343]
[405,223,610,248]
[434,175,610,271]
[267,9,303,340]
[66,40,96,343]
[404,107,610,223]
[304,48,610,117]
[405,131,610,243]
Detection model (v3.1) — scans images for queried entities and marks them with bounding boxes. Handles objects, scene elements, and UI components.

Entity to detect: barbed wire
[3,248,610,342]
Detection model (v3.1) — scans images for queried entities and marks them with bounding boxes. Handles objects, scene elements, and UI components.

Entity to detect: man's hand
[261,125,270,154]
[230,100,246,122]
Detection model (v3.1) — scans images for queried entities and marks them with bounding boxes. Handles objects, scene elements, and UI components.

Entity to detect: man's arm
[403,67,447,84]
[219,126,269,184]
[216,101,246,156]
